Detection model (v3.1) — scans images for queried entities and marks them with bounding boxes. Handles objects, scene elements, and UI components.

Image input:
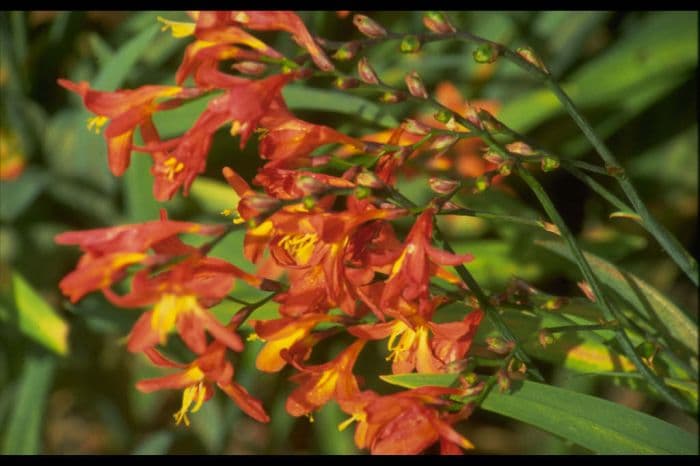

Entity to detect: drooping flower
[105,255,256,354]
[137,339,269,425]
[57,79,201,177]
[251,313,337,372]
[285,339,366,416]
[136,73,295,200]
[338,386,475,455]
[380,208,473,308]
[230,11,335,71]
[55,215,224,302]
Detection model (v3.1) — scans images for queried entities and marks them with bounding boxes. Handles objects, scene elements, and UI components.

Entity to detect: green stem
[434,227,545,383]
[506,54,698,287]
[516,165,691,411]
[561,164,633,213]
[437,208,554,233]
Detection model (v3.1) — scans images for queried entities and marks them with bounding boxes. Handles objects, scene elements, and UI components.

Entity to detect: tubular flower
[137,340,269,425]
[380,207,473,308]
[105,256,257,354]
[258,102,365,170]
[136,73,295,201]
[251,313,336,372]
[338,386,475,455]
[55,216,224,302]
[350,300,483,374]
[285,339,366,417]
[268,202,406,317]
[230,11,335,71]
[253,166,355,200]
[57,79,200,177]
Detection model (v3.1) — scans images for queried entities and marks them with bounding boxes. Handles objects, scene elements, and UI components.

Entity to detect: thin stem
[433,226,545,383]
[516,164,691,411]
[437,207,555,233]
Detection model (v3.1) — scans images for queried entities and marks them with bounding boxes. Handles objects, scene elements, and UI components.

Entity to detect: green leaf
[381,374,698,454]
[283,84,399,129]
[124,154,161,222]
[1,354,56,454]
[189,177,240,214]
[0,168,48,222]
[500,12,698,133]
[0,268,69,356]
[537,240,698,356]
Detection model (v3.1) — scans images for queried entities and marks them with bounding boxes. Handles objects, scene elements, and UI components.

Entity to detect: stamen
[87,115,109,134]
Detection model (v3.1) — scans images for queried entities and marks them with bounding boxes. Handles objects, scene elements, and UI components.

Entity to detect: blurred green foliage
[0,11,696,454]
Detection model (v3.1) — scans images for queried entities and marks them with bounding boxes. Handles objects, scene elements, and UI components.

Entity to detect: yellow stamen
[386,322,419,363]
[157,16,196,38]
[278,233,318,266]
[173,381,207,427]
[230,120,242,136]
[247,332,263,342]
[338,412,366,432]
[151,294,201,344]
[163,157,185,182]
[87,115,109,134]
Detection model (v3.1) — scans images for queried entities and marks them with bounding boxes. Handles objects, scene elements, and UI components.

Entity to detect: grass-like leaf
[381,373,698,454]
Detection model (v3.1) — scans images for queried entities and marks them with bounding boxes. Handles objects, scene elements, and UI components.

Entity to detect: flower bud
[478,109,503,133]
[577,280,596,302]
[486,336,515,355]
[429,176,459,195]
[399,35,421,53]
[441,200,460,211]
[247,194,281,213]
[541,156,560,172]
[429,134,458,151]
[362,141,384,155]
[334,76,360,90]
[498,161,513,177]
[433,109,452,124]
[465,107,483,129]
[231,61,267,76]
[474,175,490,192]
[507,358,527,380]
[506,141,535,156]
[497,369,511,393]
[357,57,379,84]
[544,297,568,311]
[354,185,372,199]
[302,196,316,210]
[422,12,456,34]
[333,42,359,61]
[402,118,431,136]
[355,169,384,189]
[483,151,504,165]
[296,175,327,194]
[380,90,406,104]
[538,329,554,348]
[405,71,428,99]
[353,14,387,38]
[516,46,549,74]
[473,43,500,64]
[605,164,625,177]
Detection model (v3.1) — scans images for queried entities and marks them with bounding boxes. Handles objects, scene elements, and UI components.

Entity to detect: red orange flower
[55,215,223,302]
[339,386,474,454]
[57,79,200,177]
[285,339,366,416]
[380,208,473,308]
[137,340,269,425]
